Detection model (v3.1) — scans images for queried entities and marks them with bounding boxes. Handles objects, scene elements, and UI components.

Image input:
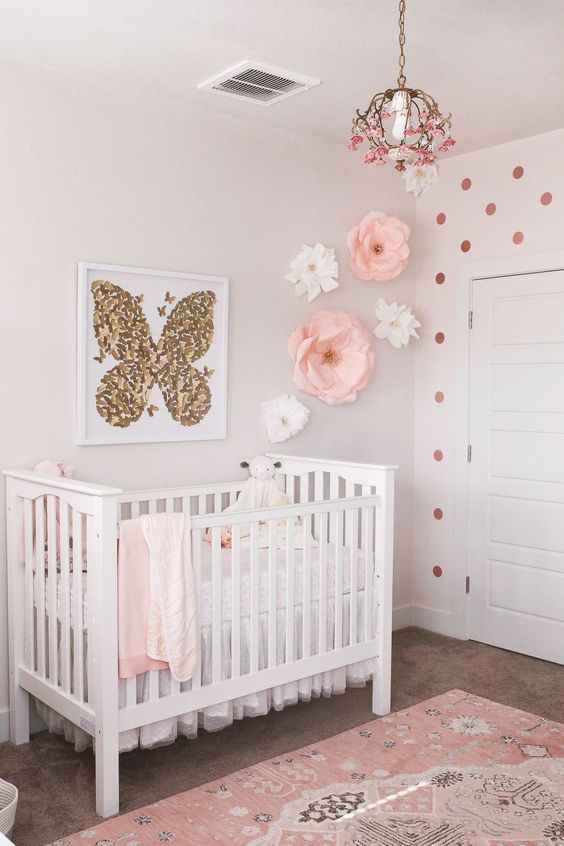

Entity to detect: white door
[468,270,564,663]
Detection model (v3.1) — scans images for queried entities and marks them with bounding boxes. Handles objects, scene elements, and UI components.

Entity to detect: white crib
[3,453,395,817]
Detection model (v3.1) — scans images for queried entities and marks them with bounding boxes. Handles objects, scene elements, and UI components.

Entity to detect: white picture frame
[77,262,229,445]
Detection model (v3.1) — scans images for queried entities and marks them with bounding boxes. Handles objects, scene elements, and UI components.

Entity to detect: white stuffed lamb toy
[207,455,288,547]
[232,456,288,512]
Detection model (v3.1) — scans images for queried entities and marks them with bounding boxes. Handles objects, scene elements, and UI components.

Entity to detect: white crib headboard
[266,453,397,503]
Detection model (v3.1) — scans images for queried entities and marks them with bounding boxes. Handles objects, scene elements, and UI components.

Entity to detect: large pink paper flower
[347,210,411,281]
[288,309,374,406]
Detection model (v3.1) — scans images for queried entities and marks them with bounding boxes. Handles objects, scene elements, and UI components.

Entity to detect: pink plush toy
[34,460,74,478]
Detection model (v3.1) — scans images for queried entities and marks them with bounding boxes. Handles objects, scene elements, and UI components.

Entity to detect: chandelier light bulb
[392,113,407,140]
[391,89,409,140]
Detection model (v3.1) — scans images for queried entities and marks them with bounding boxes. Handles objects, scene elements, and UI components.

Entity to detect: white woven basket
[0,779,18,838]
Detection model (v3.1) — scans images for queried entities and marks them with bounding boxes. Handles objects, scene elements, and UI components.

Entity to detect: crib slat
[267,520,277,668]
[23,500,34,672]
[126,676,136,707]
[130,501,140,519]
[249,521,259,674]
[86,514,96,704]
[35,499,46,677]
[211,526,222,684]
[344,480,354,553]
[214,493,222,514]
[329,475,339,542]
[314,471,324,539]
[349,507,359,645]
[302,513,312,659]
[46,496,58,685]
[191,528,202,688]
[148,670,159,701]
[285,517,295,662]
[198,494,206,516]
[72,509,84,700]
[363,504,374,641]
[334,510,344,649]
[148,499,157,515]
[182,496,191,518]
[165,497,174,513]
[319,512,328,654]
[231,524,241,679]
[59,500,71,693]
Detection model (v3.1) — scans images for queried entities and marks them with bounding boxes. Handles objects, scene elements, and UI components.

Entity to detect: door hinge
[465,576,470,594]
[467,444,472,462]
[468,310,473,329]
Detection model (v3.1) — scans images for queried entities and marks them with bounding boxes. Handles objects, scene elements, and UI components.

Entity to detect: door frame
[454,249,564,641]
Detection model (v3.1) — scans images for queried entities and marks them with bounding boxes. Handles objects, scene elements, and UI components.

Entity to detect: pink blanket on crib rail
[118,514,198,682]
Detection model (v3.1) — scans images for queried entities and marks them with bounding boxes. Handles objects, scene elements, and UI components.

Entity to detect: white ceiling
[0,0,563,155]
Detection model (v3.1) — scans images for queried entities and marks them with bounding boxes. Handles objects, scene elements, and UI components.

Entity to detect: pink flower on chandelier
[347,134,364,151]
[288,309,374,406]
[347,210,411,281]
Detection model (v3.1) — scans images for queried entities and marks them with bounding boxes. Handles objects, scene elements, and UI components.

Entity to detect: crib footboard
[3,469,123,817]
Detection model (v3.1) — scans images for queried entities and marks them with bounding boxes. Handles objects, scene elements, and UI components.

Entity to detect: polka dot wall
[411,128,564,634]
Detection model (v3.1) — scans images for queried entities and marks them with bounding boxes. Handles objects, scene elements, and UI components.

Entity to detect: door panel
[468,270,564,663]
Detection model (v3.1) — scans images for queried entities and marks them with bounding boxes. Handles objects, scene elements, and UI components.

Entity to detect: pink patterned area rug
[50,689,564,845]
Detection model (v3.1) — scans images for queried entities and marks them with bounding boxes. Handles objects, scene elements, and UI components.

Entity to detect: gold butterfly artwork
[91,280,216,429]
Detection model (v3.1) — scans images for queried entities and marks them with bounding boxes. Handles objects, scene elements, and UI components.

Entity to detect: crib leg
[9,683,30,745]
[95,728,120,817]
[372,652,391,716]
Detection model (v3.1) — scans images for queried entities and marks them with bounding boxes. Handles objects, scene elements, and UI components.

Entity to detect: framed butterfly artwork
[76,262,229,444]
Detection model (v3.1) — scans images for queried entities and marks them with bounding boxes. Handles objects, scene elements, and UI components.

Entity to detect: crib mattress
[34,539,373,630]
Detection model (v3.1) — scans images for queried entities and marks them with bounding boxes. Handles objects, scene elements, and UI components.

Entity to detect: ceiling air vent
[197,61,320,106]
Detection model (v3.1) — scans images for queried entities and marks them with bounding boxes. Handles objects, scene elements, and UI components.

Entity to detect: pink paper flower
[347,210,411,281]
[288,310,374,406]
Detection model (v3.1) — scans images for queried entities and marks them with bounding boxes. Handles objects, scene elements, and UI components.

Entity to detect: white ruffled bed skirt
[36,596,376,753]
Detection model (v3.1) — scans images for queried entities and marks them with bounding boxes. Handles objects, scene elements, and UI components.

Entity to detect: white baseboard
[0,701,49,742]
[413,604,466,639]
[392,604,414,631]
[0,706,8,743]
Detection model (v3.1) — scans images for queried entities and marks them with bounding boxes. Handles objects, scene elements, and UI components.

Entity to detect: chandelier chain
[397,0,406,88]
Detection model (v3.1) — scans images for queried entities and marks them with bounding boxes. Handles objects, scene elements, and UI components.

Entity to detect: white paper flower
[402,163,438,198]
[285,242,339,302]
[373,298,421,349]
[262,393,310,443]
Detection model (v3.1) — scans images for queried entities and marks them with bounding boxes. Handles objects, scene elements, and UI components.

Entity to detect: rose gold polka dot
[513,165,524,179]
[434,391,444,403]
[461,240,471,253]
[485,202,496,215]
[541,192,553,206]
[461,177,472,190]
[433,508,443,520]
[435,272,445,285]
[435,331,445,344]
[513,231,524,245]
[434,450,443,462]
[432,565,443,578]
[436,212,446,225]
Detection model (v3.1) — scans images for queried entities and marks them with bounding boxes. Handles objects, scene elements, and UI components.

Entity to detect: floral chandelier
[349,0,455,195]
